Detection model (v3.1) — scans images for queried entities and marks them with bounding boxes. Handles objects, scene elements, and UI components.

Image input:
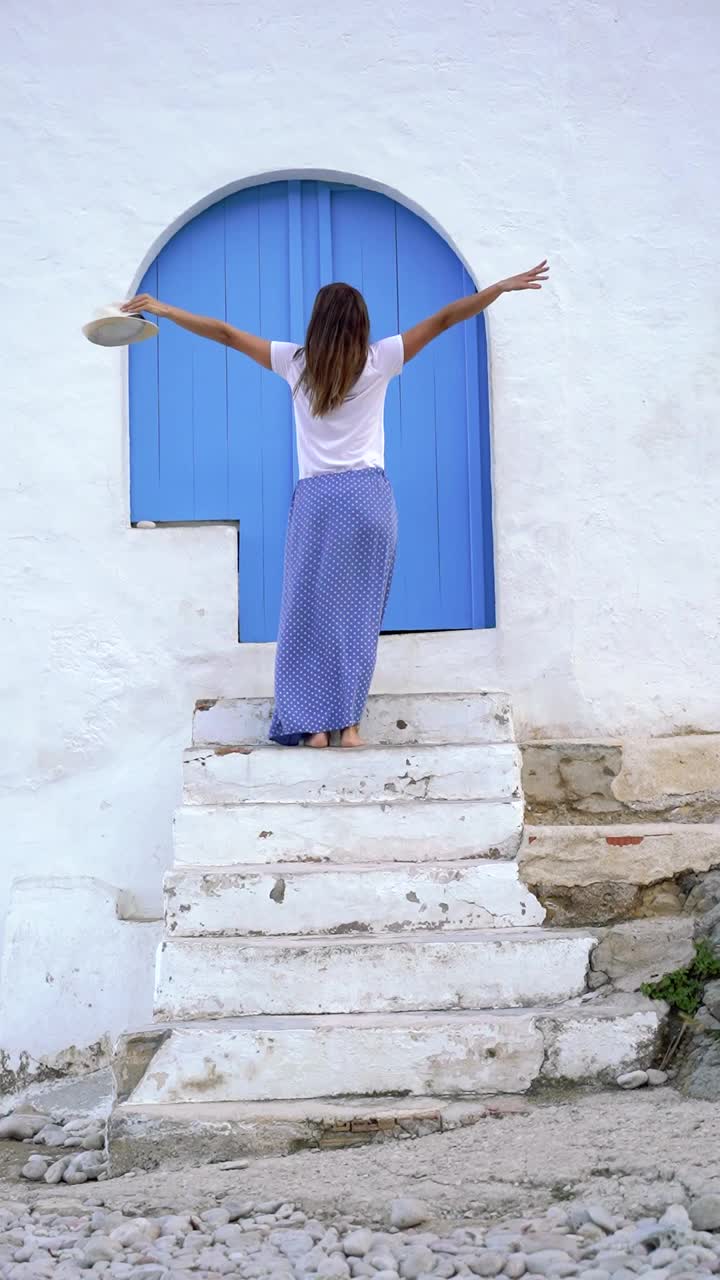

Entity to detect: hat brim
[82,315,159,347]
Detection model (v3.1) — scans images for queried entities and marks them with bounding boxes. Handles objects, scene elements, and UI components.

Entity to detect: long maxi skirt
[269,467,398,746]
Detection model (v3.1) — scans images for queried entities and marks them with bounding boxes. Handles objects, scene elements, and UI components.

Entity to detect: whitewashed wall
[1,0,718,1066]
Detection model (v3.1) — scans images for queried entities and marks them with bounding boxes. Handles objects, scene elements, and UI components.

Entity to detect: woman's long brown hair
[296,283,370,416]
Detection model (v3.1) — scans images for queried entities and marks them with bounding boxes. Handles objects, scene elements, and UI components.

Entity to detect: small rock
[586,1206,617,1233]
[399,1245,436,1279]
[34,1125,69,1149]
[659,1204,692,1233]
[0,1115,51,1142]
[390,1199,430,1230]
[646,1069,668,1086]
[214,1159,249,1170]
[21,1157,50,1182]
[520,1250,575,1277]
[222,1199,255,1221]
[83,1238,118,1265]
[63,1170,88,1185]
[81,1130,106,1151]
[467,1251,505,1276]
[504,1257,527,1279]
[648,1246,677,1266]
[62,1117,94,1134]
[200,1207,231,1228]
[44,1156,72,1185]
[616,1070,649,1090]
[689,1194,720,1231]
[343,1229,373,1257]
[316,1257,351,1279]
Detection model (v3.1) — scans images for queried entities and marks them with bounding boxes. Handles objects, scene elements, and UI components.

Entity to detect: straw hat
[82,304,159,347]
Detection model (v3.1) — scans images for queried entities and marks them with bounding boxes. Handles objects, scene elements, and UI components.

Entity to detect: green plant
[641,939,720,1016]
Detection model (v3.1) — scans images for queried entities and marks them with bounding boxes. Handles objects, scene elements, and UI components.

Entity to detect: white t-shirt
[270,335,404,479]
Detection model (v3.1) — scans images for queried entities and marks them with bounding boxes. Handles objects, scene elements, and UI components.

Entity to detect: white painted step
[193,692,514,748]
[154,928,596,1020]
[119,998,665,1106]
[164,860,545,938]
[173,799,523,866]
[183,743,521,806]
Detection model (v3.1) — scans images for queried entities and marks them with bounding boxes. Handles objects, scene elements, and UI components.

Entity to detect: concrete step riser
[154,931,596,1020]
[183,743,522,806]
[164,862,545,938]
[172,800,523,867]
[119,1005,665,1105]
[193,693,514,748]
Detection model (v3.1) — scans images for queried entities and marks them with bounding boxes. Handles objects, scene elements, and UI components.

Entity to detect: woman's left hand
[121,293,167,316]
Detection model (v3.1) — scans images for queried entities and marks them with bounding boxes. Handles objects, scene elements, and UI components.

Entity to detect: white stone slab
[182,742,522,806]
[120,997,664,1106]
[154,928,595,1020]
[164,860,545,938]
[193,692,514,748]
[173,799,524,866]
[126,1010,544,1103]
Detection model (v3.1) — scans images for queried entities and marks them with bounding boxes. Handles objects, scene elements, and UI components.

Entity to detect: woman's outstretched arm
[120,295,272,369]
[401,259,549,363]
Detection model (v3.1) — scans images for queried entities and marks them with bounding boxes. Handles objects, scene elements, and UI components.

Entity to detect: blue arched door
[130,180,495,642]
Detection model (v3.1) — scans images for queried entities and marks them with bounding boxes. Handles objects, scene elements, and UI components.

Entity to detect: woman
[123,257,548,748]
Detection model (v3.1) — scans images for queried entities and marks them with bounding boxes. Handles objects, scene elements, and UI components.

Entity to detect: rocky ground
[1,1088,720,1277]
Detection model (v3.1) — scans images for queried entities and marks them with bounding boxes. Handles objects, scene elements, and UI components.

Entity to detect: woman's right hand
[121,293,168,317]
[499,260,549,292]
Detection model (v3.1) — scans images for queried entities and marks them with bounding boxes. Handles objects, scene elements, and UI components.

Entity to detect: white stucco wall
[2,0,719,1048]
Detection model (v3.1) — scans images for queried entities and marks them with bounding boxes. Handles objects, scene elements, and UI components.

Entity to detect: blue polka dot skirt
[269,467,398,746]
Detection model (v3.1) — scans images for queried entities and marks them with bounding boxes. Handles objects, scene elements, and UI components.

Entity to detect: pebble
[343,1229,373,1257]
[33,1125,69,1149]
[467,1251,505,1276]
[391,1200,430,1230]
[690,1196,720,1232]
[20,1157,50,1183]
[586,1207,617,1234]
[0,1115,51,1141]
[616,1070,649,1090]
[504,1257,527,1279]
[646,1069,669,1087]
[659,1204,693,1234]
[400,1245,436,1278]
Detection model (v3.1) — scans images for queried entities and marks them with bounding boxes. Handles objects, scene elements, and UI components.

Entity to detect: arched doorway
[130,179,495,642]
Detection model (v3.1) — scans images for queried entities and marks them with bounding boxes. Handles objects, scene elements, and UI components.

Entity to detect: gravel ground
[1,1089,720,1277]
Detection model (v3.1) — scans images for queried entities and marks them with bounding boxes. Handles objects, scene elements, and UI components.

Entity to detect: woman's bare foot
[306,732,330,749]
[340,725,366,748]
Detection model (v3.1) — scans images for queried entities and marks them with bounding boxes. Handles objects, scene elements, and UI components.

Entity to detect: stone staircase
[109,692,665,1171]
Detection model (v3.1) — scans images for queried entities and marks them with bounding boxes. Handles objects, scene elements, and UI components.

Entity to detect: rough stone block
[590,918,695,991]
